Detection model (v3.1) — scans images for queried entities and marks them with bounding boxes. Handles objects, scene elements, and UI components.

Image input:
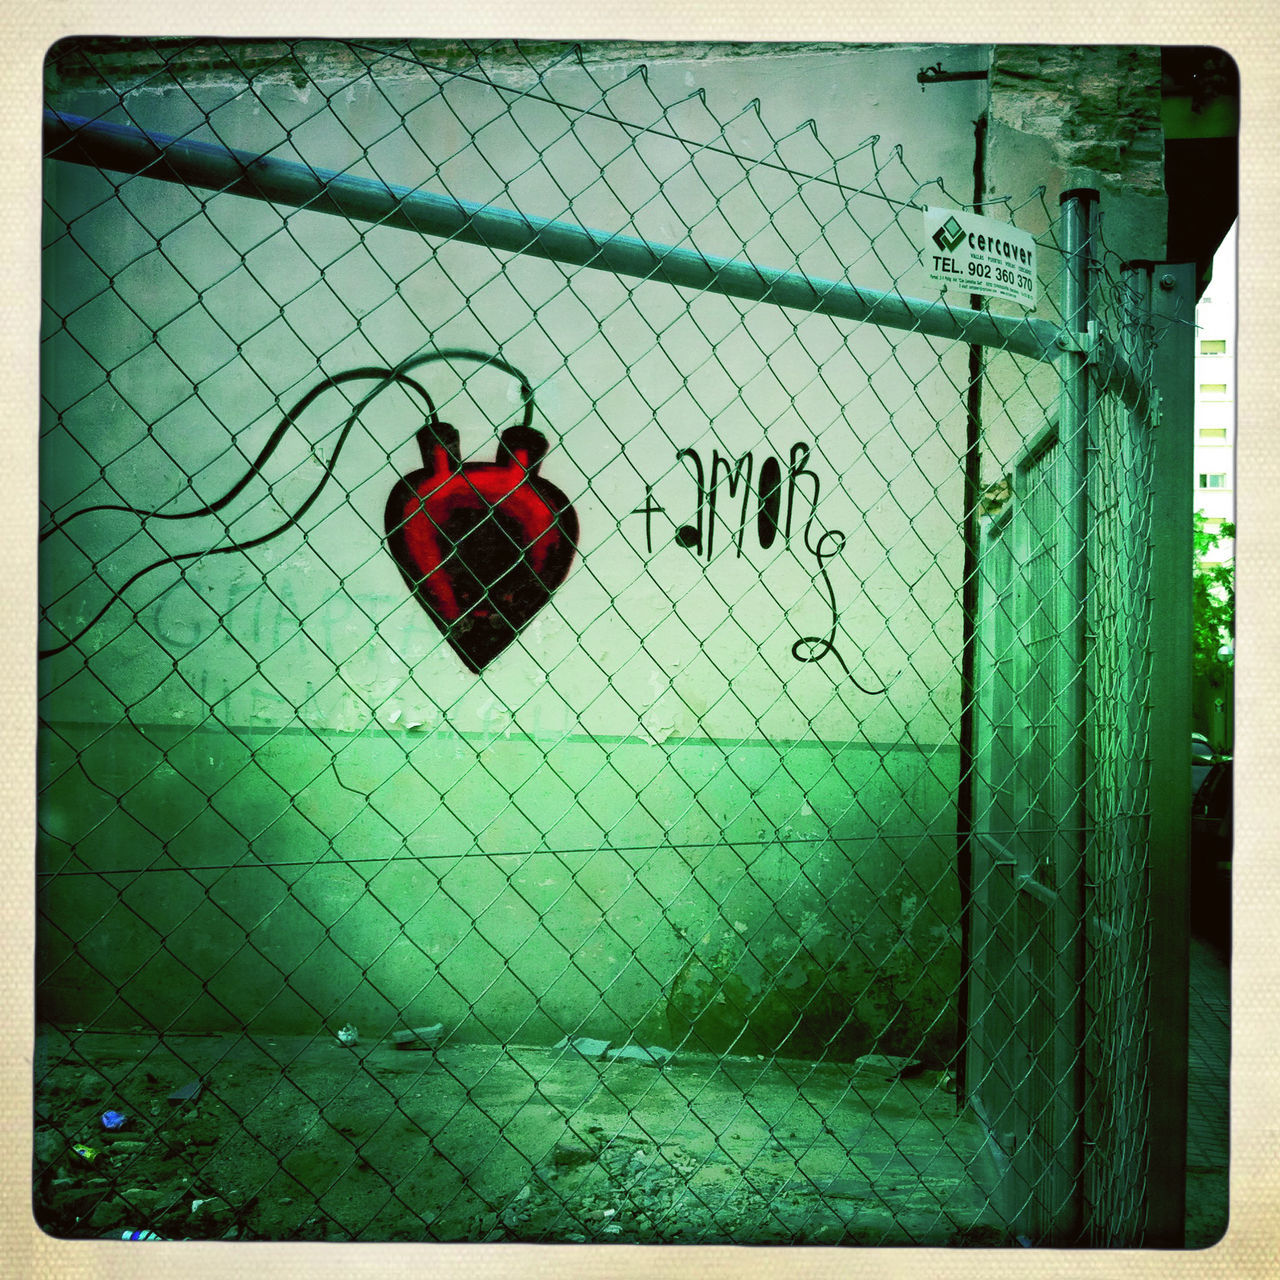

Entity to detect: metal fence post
[1049,186,1097,1240]
[1143,261,1195,1247]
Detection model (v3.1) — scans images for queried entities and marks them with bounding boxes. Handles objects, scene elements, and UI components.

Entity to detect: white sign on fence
[921,206,1038,308]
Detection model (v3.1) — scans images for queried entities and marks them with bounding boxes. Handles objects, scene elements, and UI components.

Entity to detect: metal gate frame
[967,188,1194,1245]
[969,409,1079,1239]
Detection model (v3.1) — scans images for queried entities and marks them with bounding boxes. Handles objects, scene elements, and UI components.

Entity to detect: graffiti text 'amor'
[630,441,829,562]
[629,440,886,695]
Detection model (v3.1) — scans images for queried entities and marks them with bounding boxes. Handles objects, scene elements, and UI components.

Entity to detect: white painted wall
[39,42,1033,1050]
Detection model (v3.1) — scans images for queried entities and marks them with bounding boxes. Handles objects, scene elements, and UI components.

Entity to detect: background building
[1193,222,1236,749]
[1195,223,1236,551]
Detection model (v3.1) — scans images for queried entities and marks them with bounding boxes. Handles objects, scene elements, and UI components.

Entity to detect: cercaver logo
[931,216,966,253]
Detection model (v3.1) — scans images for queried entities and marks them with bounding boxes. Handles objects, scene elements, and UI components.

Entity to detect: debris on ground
[552,1136,596,1169]
[392,1024,444,1050]
[88,1198,129,1231]
[34,1036,1003,1245]
[105,1139,148,1156]
[852,1054,924,1079]
[335,1024,359,1048]
[189,1195,235,1231]
[101,1110,128,1131]
[34,1129,65,1169]
[167,1080,202,1104]
[553,1036,611,1060]
[604,1044,674,1067]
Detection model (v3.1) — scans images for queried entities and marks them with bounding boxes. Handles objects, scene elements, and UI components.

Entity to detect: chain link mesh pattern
[967,238,1160,1241]
[1080,329,1157,1245]
[37,38,1162,1246]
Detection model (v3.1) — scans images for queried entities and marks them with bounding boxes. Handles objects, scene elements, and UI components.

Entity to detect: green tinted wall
[40,722,959,1060]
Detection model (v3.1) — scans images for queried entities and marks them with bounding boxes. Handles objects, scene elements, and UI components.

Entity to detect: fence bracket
[1053,320,1100,362]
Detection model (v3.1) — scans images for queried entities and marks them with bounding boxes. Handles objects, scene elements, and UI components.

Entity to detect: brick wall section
[990,45,1165,196]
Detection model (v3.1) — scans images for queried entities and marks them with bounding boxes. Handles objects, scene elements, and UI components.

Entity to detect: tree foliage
[1192,510,1234,688]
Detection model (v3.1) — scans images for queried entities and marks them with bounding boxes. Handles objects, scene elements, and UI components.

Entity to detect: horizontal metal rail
[45,109,1062,361]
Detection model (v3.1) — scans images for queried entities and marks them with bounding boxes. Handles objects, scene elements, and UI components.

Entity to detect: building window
[1198,473,1229,489]
[1199,427,1229,440]
[1200,338,1228,355]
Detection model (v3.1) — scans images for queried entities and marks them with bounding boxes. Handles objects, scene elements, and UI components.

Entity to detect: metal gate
[35,39,1180,1248]
[967,219,1166,1243]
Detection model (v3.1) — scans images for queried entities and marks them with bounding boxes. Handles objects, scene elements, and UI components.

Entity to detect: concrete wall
[39,40,995,1062]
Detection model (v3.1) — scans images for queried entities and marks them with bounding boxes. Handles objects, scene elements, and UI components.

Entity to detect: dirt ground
[33,1026,1010,1246]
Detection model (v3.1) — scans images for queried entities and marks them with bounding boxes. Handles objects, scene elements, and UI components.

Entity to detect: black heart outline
[386,422,579,672]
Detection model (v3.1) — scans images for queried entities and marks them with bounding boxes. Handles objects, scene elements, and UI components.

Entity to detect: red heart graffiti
[385,422,578,672]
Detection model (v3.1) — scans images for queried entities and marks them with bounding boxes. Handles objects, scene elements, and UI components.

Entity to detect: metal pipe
[955,106,989,1107]
[1050,183,1096,1243]
[1103,259,1154,1243]
[917,64,989,87]
[44,109,1061,361]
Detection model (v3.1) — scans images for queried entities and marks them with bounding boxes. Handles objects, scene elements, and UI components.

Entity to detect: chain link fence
[967,269,1159,1242]
[37,38,1167,1246]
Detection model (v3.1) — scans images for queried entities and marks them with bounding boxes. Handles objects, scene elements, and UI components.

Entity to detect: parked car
[1191,732,1218,796]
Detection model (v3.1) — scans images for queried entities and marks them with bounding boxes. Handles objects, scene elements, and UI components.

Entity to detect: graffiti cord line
[38,348,535,659]
[790,527,887,696]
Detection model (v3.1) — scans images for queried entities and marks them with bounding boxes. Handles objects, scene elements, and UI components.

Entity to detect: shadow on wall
[37,730,961,1067]
[662,837,960,1066]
